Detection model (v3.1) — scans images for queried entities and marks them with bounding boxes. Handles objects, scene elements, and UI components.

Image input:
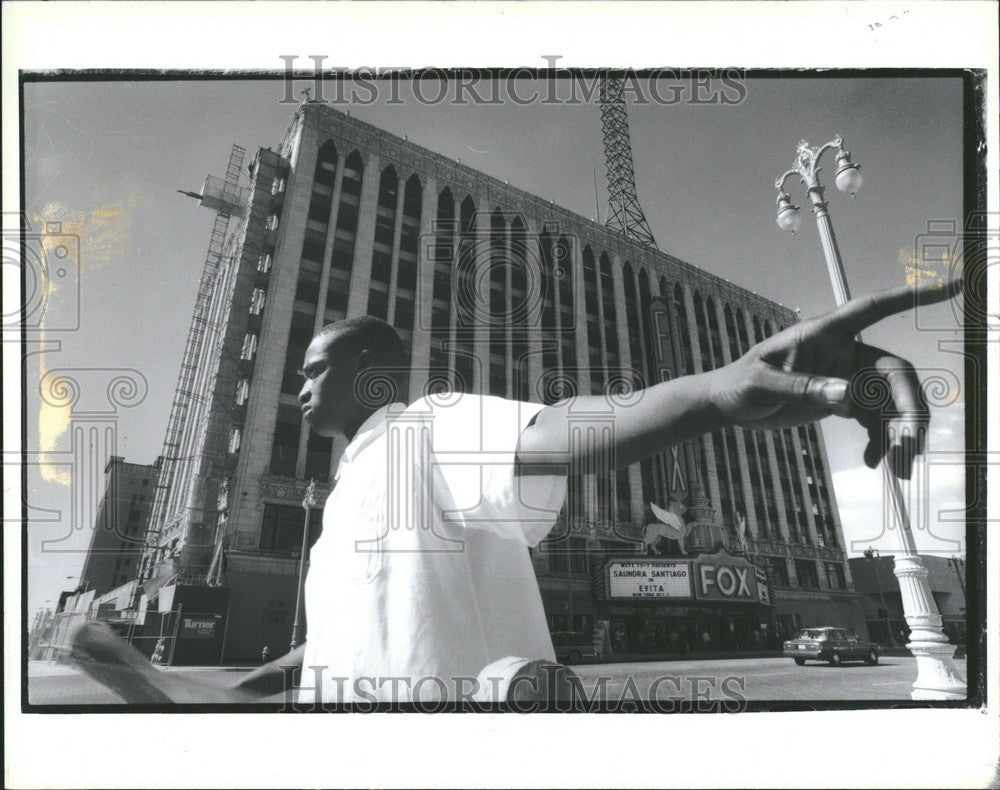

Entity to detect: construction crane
[599,75,659,249]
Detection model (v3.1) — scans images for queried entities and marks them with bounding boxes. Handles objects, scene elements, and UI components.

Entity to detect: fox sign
[695,551,760,603]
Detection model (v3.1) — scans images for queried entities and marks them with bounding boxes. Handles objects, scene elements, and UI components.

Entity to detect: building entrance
[606,605,770,656]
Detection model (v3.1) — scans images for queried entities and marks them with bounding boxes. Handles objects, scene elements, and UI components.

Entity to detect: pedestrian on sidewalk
[702,629,711,654]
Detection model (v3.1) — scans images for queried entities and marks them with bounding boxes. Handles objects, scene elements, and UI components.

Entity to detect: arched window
[638,269,657,383]
[488,210,508,397]
[453,196,478,392]
[672,283,693,375]
[724,305,740,362]
[367,165,399,320]
[706,297,723,368]
[583,246,602,394]
[539,230,560,402]
[392,173,422,353]
[325,150,364,320]
[510,216,530,402]
[429,187,455,385]
[600,254,620,379]
[735,308,750,354]
[692,291,711,372]
[556,236,576,388]
[622,263,643,387]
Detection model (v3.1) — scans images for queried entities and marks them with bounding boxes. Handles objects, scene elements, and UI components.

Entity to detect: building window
[324,150,364,315]
[235,378,250,406]
[368,163,396,299]
[767,556,790,586]
[304,432,333,481]
[259,504,305,553]
[295,258,322,304]
[240,333,258,361]
[269,404,302,477]
[257,253,272,273]
[582,246,602,394]
[488,210,509,398]
[825,562,846,590]
[795,559,820,588]
[281,308,316,395]
[250,288,266,315]
[228,427,242,454]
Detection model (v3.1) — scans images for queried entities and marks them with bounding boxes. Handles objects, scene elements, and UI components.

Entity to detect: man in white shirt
[70,279,960,707]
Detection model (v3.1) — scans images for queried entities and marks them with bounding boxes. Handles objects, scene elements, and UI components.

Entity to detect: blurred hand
[706,278,962,479]
[70,621,256,704]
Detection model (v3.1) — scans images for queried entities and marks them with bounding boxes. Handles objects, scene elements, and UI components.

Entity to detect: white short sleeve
[416,394,567,546]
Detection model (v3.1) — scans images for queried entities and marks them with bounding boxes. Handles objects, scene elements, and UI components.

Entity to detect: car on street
[551,631,599,663]
[783,627,880,666]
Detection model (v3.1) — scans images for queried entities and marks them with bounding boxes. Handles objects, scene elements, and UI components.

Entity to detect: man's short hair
[316,315,407,366]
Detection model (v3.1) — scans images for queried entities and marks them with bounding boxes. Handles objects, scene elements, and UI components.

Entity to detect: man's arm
[69,621,302,703]
[230,643,305,697]
[517,370,728,472]
[516,279,961,480]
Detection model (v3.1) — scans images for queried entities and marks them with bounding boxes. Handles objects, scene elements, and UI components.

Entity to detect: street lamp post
[774,137,965,700]
[290,479,317,651]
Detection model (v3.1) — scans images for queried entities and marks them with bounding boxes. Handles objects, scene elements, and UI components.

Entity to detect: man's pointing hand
[706,278,962,479]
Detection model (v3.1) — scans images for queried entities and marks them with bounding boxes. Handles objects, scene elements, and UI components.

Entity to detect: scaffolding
[599,76,659,249]
[200,175,248,217]
[149,145,246,552]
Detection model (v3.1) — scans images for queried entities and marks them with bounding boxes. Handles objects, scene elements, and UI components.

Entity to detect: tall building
[139,102,863,662]
[79,455,161,596]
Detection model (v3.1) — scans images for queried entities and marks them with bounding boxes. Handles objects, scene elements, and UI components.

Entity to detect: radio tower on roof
[599,76,659,249]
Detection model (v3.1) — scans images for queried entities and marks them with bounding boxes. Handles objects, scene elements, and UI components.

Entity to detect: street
[25,654,967,707]
[571,655,968,704]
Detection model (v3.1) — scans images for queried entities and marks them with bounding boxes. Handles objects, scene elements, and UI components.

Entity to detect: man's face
[299,333,355,438]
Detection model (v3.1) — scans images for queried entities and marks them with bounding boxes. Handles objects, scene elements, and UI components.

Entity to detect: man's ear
[355,348,373,375]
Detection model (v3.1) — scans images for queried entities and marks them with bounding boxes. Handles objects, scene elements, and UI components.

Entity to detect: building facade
[78,456,161,596]
[848,553,966,647]
[138,103,863,662]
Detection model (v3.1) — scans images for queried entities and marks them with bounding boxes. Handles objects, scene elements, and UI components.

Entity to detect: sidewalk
[28,660,81,678]
[28,659,257,677]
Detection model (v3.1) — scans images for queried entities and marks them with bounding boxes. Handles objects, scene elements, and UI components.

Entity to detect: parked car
[550,631,598,663]
[783,627,880,666]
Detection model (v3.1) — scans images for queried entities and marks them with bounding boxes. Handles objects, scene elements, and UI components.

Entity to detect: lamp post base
[909,641,967,700]
[894,554,967,700]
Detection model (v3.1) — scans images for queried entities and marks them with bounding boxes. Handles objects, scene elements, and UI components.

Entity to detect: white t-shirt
[298,394,567,704]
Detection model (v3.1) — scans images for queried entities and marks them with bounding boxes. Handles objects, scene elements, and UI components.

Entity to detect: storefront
[592,551,774,656]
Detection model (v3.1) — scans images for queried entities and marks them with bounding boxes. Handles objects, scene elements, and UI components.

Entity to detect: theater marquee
[598,551,767,603]
[604,560,694,599]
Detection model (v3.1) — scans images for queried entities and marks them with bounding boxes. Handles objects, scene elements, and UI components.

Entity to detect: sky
[21,74,970,616]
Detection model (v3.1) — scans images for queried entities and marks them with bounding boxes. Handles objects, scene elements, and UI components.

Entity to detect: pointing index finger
[831,277,963,335]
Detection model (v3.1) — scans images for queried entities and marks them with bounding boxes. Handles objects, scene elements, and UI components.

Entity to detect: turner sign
[695,552,760,602]
[606,560,693,599]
